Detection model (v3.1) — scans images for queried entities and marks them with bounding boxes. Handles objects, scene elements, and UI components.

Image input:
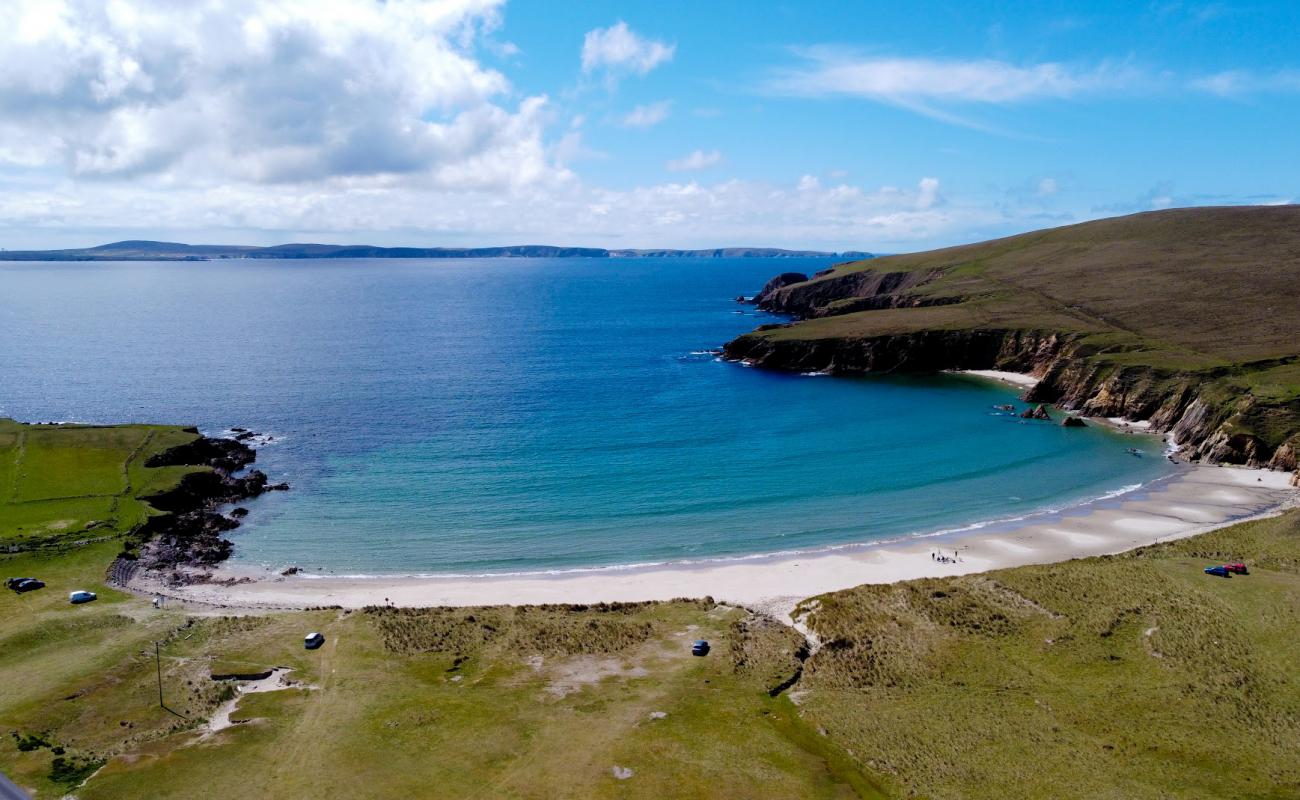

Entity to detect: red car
[1225,563,1249,575]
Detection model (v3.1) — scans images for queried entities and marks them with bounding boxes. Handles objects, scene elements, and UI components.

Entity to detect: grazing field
[3,419,1299,798]
[0,419,201,547]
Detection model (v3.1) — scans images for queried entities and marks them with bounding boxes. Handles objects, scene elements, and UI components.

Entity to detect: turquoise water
[0,257,1171,573]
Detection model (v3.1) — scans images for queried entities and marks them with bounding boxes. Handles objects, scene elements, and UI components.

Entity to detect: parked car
[304,632,325,650]
[5,577,45,593]
[691,639,710,657]
[68,590,98,604]
[1225,562,1249,574]
[1203,566,1231,578]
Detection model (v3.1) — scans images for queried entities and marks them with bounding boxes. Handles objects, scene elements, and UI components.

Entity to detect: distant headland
[0,240,873,261]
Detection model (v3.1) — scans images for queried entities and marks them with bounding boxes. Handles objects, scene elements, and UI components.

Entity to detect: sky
[2,0,1299,252]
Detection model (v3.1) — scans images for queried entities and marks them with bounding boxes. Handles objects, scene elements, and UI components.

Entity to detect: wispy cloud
[765,50,1152,131]
[582,22,674,77]
[621,101,672,128]
[1190,69,1300,96]
[666,149,722,171]
[769,50,1141,102]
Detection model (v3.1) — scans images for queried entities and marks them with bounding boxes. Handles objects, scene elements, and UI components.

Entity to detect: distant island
[0,240,872,261]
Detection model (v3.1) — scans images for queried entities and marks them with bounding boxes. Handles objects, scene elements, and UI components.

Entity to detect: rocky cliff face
[724,325,1300,480]
[754,268,952,317]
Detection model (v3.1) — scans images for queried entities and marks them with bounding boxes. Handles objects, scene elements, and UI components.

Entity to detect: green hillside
[729,207,1300,475]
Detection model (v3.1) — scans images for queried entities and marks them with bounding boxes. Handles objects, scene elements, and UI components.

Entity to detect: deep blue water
[0,257,1170,573]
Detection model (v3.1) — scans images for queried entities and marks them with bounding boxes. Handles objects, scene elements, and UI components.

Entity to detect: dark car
[1204,565,1231,578]
[691,640,710,657]
[5,577,45,593]
[304,632,326,650]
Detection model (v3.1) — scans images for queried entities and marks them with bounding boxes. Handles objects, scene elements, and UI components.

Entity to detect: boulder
[1020,404,1052,421]
[1062,416,1087,428]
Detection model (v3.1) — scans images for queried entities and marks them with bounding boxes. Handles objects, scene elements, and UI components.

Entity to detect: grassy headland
[2,418,1300,797]
[726,206,1300,477]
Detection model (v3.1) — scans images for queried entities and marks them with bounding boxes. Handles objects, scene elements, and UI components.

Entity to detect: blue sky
[1,0,1298,251]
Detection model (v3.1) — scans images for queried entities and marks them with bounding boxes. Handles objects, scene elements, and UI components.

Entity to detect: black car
[691,639,710,657]
[5,577,46,593]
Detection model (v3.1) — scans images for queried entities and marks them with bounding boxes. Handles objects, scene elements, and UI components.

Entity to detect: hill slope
[725,206,1300,478]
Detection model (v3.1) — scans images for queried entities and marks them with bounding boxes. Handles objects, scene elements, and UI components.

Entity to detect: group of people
[931,550,962,564]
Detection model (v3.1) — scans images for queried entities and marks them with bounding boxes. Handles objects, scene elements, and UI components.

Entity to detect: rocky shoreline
[112,431,287,586]
[727,270,1300,486]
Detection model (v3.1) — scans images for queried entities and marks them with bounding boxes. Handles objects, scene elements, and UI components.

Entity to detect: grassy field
[0,419,200,548]
[3,420,1299,798]
[795,509,1300,799]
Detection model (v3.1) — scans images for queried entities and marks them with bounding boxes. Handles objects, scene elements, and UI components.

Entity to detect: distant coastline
[0,240,873,262]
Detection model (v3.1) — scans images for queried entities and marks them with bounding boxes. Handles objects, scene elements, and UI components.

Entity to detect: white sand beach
[958,369,1040,388]
[134,465,1298,620]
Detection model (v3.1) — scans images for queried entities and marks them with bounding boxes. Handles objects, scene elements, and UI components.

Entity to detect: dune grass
[794,509,1300,799]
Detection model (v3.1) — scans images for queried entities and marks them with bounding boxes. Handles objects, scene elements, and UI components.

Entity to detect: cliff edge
[726,206,1300,484]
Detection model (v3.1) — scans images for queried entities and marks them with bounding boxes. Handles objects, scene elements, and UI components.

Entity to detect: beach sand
[958,369,1041,388]
[134,465,1298,620]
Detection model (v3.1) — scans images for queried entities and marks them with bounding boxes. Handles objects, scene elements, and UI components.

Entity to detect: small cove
[0,257,1173,573]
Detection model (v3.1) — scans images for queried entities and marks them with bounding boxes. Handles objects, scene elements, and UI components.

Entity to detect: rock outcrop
[124,433,289,571]
[1021,405,1052,421]
[753,268,953,318]
[751,272,809,307]
[1062,416,1087,428]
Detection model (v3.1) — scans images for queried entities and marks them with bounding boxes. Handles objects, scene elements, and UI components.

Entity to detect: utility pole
[155,641,164,708]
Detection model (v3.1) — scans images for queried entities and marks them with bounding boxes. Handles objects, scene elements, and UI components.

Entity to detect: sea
[0,257,1172,574]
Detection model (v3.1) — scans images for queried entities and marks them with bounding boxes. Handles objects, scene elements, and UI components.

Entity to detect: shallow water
[0,257,1171,573]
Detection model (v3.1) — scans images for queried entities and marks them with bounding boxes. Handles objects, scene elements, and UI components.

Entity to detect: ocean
[0,257,1171,573]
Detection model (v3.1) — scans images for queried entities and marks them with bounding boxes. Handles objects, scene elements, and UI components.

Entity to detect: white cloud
[0,170,996,253]
[620,101,671,128]
[1190,69,1300,96]
[666,149,722,171]
[581,21,674,77]
[0,0,563,189]
[916,177,942,209]
[1037,177,1059,196]
[769,51,1140,104]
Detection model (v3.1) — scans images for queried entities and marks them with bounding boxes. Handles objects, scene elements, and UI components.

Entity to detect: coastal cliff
[726,206,1300,483]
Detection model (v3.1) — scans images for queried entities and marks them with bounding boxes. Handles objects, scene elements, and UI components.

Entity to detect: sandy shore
[958,369,1041,388]
[135,465,1297,620]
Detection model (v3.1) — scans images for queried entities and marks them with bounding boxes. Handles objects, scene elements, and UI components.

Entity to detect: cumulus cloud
[620,101,672,128]
[0,0,563,188]
[666,149,722,171]
[916,177,942,209]
[581,21,674,77]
